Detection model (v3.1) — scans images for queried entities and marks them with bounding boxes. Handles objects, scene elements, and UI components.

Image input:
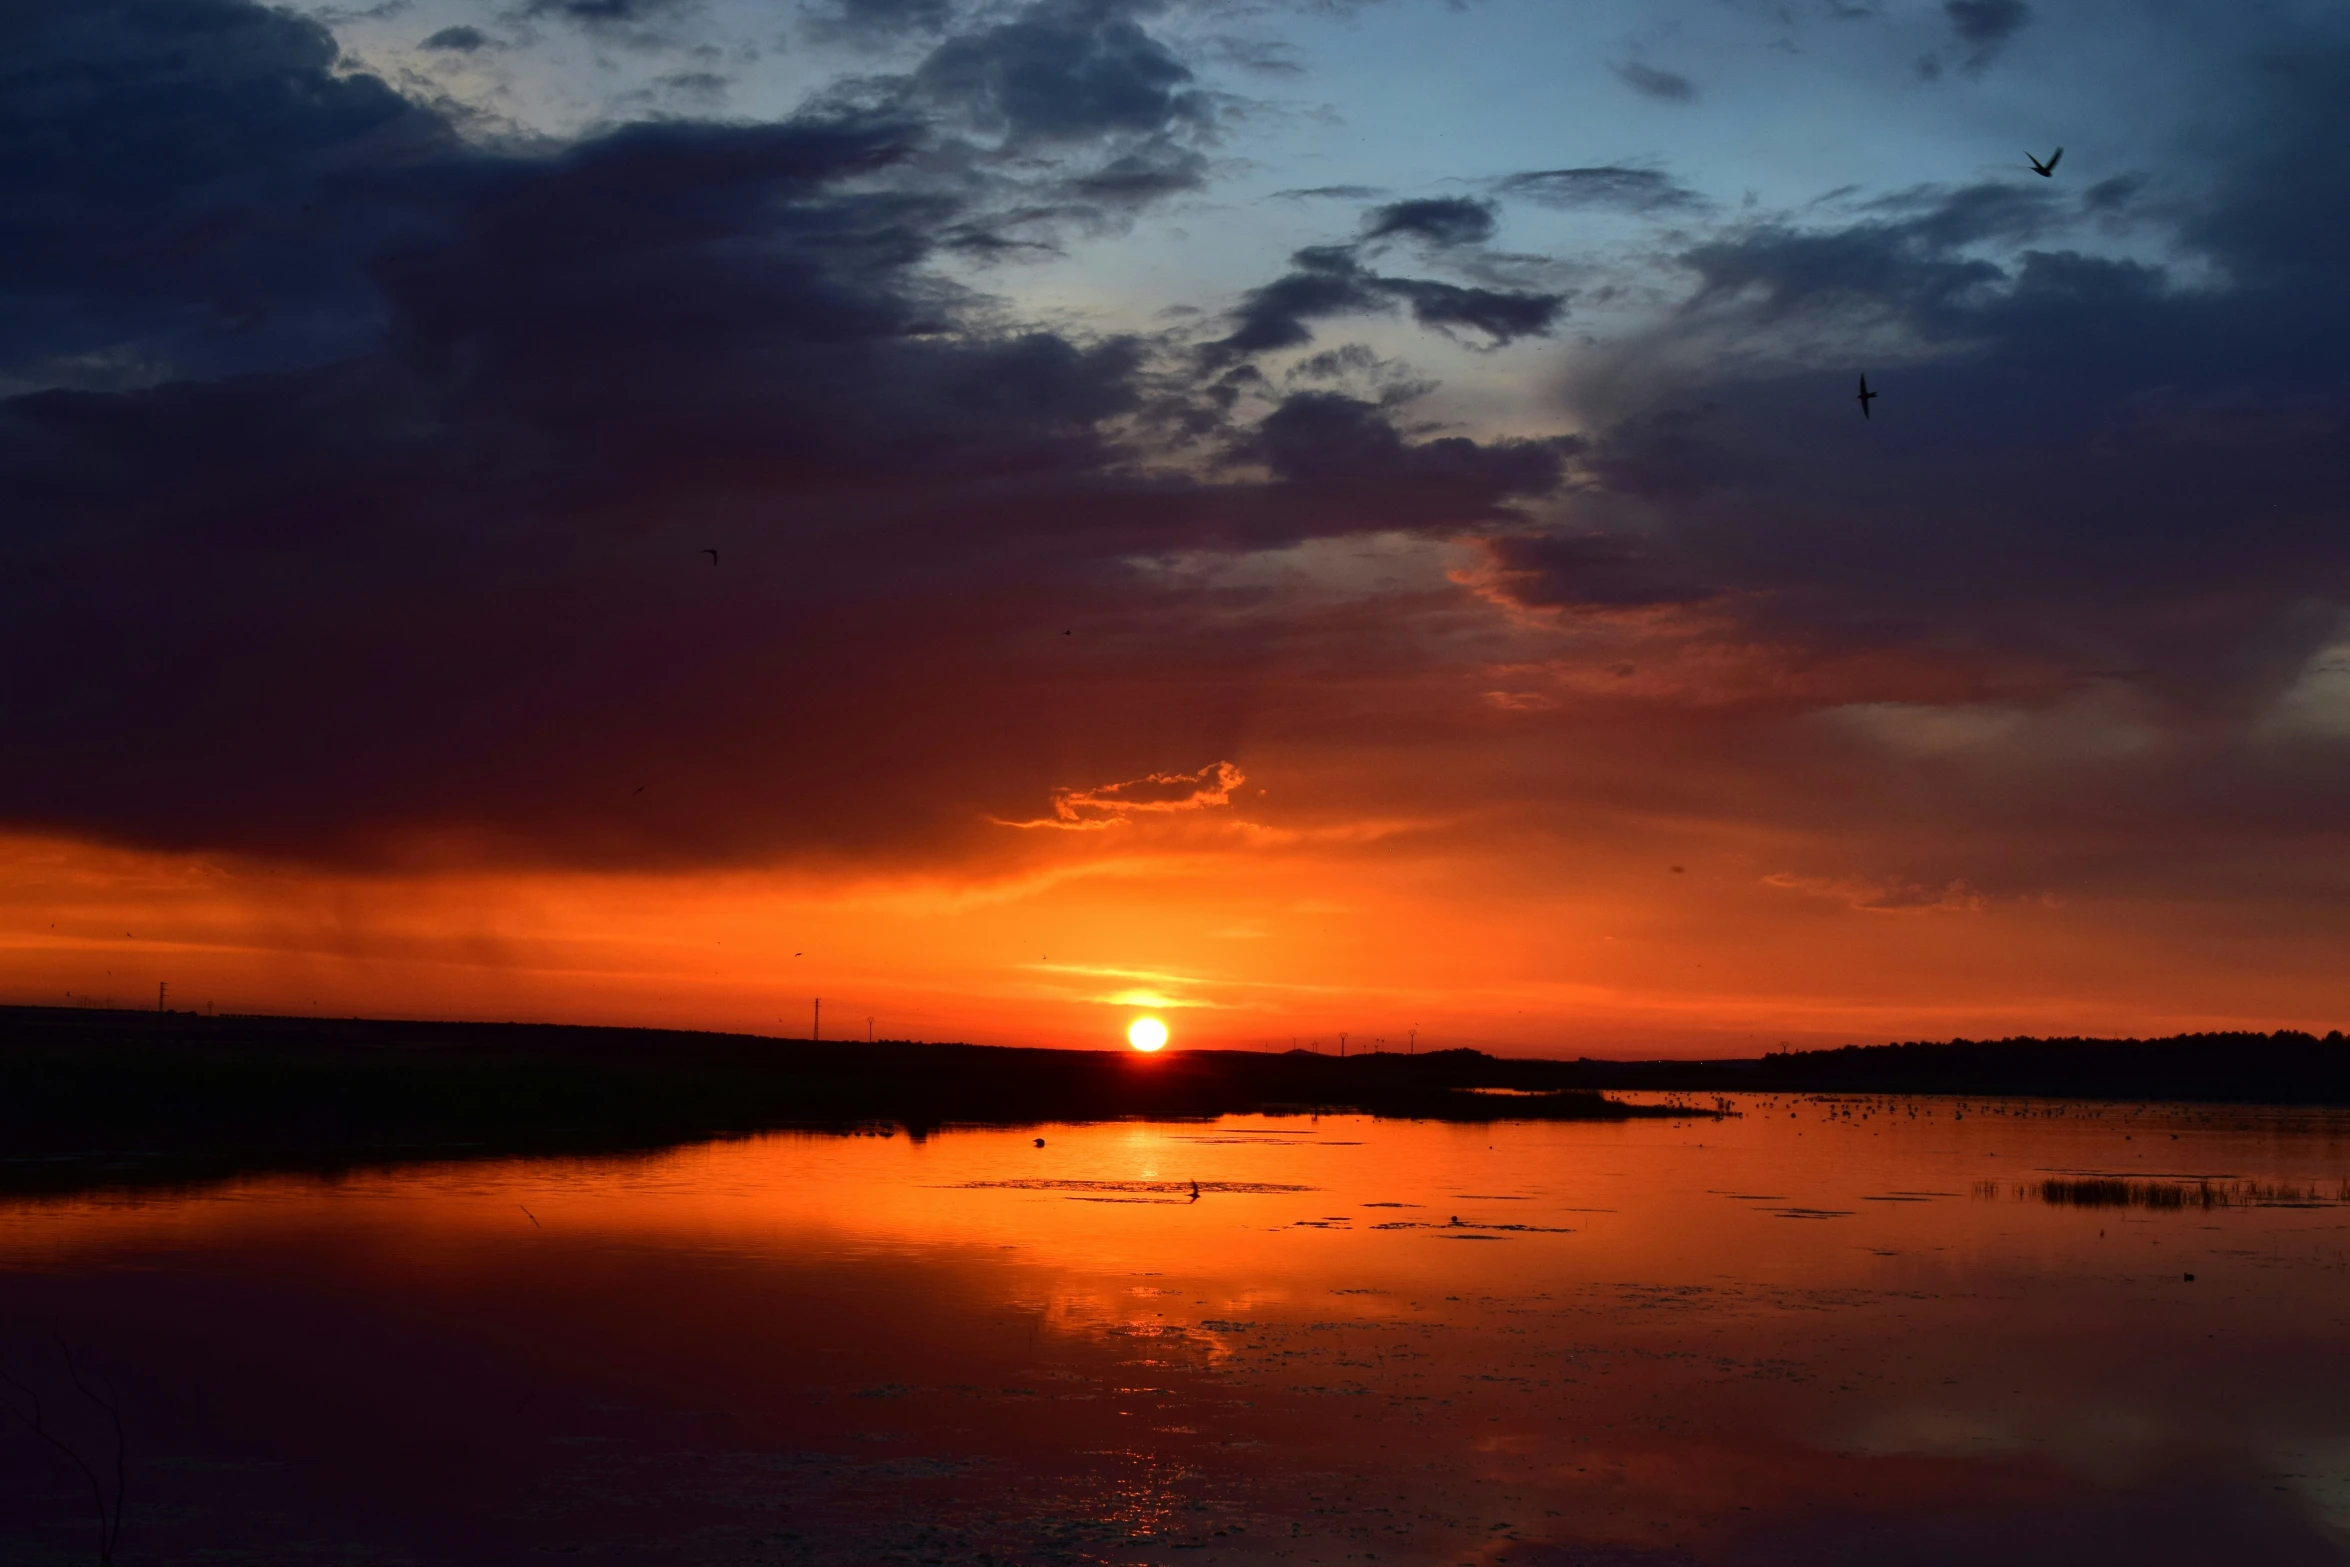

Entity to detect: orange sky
[10,584,2348,1054]
[8,787,2344,1055]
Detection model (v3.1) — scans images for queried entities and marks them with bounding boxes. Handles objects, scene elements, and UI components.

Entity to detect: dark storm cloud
[2184,52,2350,289]
[1516,54,2350,745]
[1942,0,2031,72]
[1610,61,1696,102]
[2080,173,2145,213]
[1661,181,2065,345]
[523,0,690,29]
[1210,247,1386,356]
[0,0,1565,868]
[1210,245,1563,360]
[1679,215,2007,331]
[1495,166,1706,214]
[1480,531,1710,610]
[1571,404,1768,501]
[1064,139,1209,204]
[912,0,1206,144]
[0,0,445,389]
[420,25,493,50]
[1245,392,1568,506]
[803,0,958,45]
[1363,197,1497,247]
[1382,277,1562,341]
[15,0,2350,889]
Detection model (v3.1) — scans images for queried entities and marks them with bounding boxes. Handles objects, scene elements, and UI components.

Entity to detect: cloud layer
[4,0,2350,1045]
[0,0,1581,869]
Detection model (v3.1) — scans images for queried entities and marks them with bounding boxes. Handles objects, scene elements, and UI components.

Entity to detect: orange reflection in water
[3,1101,2349,1564]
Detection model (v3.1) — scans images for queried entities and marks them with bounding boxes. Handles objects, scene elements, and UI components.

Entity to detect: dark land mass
[1574,1029,2350,1103]
[4,1008,2343,1201]
[0,1007,1701,1199]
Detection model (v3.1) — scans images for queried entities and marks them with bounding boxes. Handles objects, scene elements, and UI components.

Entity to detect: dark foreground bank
[0,1008,1699,1196]
[9,1008,2342,1199]
[1579,1029,2350,1102]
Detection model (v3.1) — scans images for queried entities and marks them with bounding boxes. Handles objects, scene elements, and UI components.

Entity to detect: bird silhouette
[1856,374,1878,419]
[633,784,645,794]
[700,548,719,566]
[2026,147,2063,178]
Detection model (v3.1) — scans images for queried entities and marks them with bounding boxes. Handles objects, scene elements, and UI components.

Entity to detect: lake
[3,1094,2347,1564]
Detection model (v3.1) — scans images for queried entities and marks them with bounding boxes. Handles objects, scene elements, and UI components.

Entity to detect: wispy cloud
[998,763,1248,831]
[1763,874,1987,914]
[1610,61,1696,102]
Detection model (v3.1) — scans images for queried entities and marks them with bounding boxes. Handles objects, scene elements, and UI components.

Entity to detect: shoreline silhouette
[0,1006,2340,1199]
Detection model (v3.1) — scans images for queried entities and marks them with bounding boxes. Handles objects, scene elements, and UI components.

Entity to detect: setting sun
[1126,1017,1168,1053]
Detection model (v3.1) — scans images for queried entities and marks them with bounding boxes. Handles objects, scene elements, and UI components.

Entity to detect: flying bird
[2026,147,2062,177]
[1856,374,1878,419]
[700,548,719,566]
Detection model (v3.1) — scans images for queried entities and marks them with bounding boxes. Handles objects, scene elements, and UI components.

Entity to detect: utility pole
[157,981,167,1014]
[1409,1026,1416,1055]
[867,1016,874,1043]
[1339,1032,1347,1058]
[812,997,821,1042]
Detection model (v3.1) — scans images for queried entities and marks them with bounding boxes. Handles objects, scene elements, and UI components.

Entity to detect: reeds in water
[1976,1176,2350,1209]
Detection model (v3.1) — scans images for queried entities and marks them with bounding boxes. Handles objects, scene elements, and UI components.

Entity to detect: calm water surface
[4,1095,2349,1565]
